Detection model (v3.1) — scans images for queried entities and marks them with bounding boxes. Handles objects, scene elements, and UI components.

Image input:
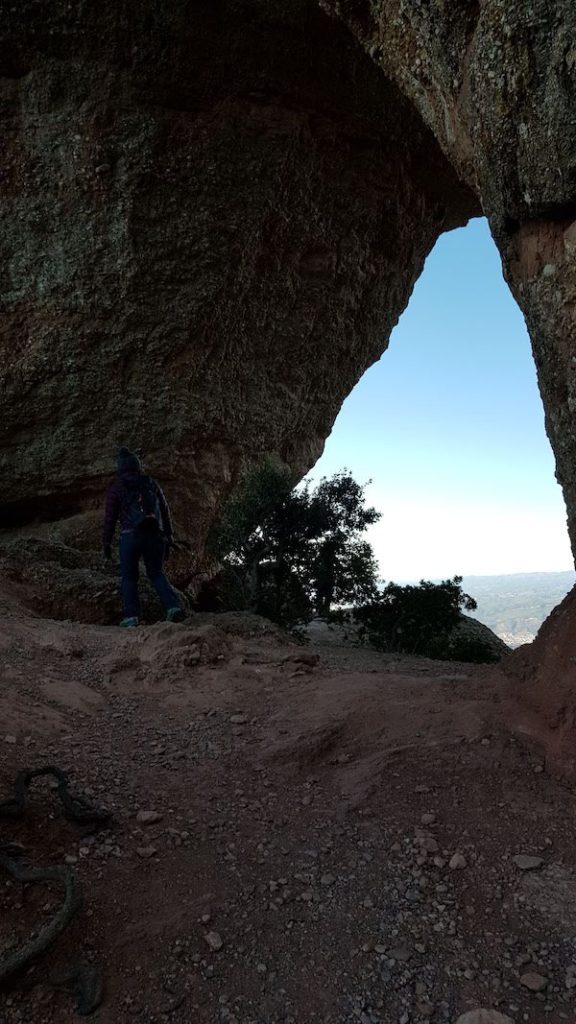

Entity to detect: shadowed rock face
[321,0,576,221]
[0,0,477,554]
[503,585,576,778]
[502,219,576,555]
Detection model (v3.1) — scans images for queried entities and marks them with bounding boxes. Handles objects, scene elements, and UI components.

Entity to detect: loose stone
[520,972,548,992]
[136,810,163,825]
[204,931,224,951]
[455,1012,516,1024]
[512,855,543,871]
[136,845,157,859]
[449,852,467,870]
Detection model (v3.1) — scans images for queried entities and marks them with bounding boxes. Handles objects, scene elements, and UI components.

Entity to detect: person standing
[102,447,185,627]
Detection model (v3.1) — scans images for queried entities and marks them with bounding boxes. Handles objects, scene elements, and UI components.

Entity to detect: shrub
[206,464,381,628]
[354,576,477,658]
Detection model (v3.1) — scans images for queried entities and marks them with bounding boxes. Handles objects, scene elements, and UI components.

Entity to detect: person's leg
[119,531,141,621]
[142,534,183,617]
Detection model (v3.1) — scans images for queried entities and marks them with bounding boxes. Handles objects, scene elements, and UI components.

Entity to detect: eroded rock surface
[0,537,190,625]
[321,0,576,222]
[0,0,476,555]
[504,585,576,777]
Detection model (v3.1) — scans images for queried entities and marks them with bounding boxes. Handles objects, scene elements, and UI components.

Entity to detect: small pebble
[136,811,163,825]
[136,845,157,859]
[512,855,543,871]
[204,931,224,952]
[449,852,467,870]
[455,1011,516,1024]
[520,971,548,992]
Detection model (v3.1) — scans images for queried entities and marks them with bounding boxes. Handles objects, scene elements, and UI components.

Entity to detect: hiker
[102,447,185,627]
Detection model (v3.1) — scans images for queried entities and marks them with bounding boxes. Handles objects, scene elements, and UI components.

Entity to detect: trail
[0,596,575,1023]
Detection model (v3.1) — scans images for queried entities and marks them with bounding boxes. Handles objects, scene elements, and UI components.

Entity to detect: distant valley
[459,571,576,648]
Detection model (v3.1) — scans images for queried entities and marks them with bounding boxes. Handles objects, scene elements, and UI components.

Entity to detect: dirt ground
[1,592,576,1024]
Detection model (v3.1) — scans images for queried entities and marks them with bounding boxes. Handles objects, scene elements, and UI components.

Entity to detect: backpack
[122,475,162,533]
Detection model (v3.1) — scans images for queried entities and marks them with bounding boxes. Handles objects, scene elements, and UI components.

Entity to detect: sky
[306,217,574,582]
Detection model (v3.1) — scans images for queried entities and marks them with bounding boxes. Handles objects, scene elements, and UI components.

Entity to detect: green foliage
[209,465,381,627]
[442,635,501,664]
[209,470,497,662]
[208,458,293,563]
[354,576,478,658]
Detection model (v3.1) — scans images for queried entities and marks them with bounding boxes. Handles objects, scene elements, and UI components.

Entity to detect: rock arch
[1,1,576,768]
[2,0,575,568]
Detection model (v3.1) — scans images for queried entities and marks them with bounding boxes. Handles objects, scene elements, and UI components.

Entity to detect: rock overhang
[0,0,478,550]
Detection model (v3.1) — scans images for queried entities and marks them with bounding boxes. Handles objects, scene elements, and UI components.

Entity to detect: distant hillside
[460,571,576,648]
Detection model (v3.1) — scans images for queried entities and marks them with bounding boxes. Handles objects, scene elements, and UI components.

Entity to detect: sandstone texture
[0,536,190,625]
[0,0,475,556]
[504,585,576,778]
[321,0,576,221]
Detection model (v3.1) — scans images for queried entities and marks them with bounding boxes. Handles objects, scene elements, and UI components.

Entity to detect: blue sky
[308,218,574,581]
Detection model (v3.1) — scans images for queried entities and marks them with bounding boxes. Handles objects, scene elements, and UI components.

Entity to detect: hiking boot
[119,616,139,628]
[166,606,185,623]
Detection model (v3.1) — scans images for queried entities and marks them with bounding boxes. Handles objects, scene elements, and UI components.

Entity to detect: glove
[103,544,112,563]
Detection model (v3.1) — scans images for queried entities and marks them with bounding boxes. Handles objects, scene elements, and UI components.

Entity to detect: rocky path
[1,609,576,1024]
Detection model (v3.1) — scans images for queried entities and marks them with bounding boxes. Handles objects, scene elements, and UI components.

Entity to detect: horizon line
[391,568,575,584]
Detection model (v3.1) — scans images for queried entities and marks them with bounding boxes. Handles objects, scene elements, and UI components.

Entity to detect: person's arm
[102,480,121,557]
[156,483,173,540]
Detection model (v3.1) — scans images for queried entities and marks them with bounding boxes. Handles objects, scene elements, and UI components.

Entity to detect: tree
[307,473,381,616]
[353,576,478,657]
[207,458,295,614]
[208,465,381,626]
[207,473,498,662]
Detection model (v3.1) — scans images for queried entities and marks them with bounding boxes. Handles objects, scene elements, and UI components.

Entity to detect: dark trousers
[119,530,181,619]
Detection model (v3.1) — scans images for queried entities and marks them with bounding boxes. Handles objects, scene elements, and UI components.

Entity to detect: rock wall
[502,219,576,553]
[503,585,576,777]
[0,0,477,558]
[321,0,576,219]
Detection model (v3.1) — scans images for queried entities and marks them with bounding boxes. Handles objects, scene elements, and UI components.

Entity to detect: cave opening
[308,217,575,647]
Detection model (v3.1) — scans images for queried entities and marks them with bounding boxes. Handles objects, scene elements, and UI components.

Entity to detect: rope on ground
[0,765,111,1013]
[0,765,112,824]
[0,848,82,985]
